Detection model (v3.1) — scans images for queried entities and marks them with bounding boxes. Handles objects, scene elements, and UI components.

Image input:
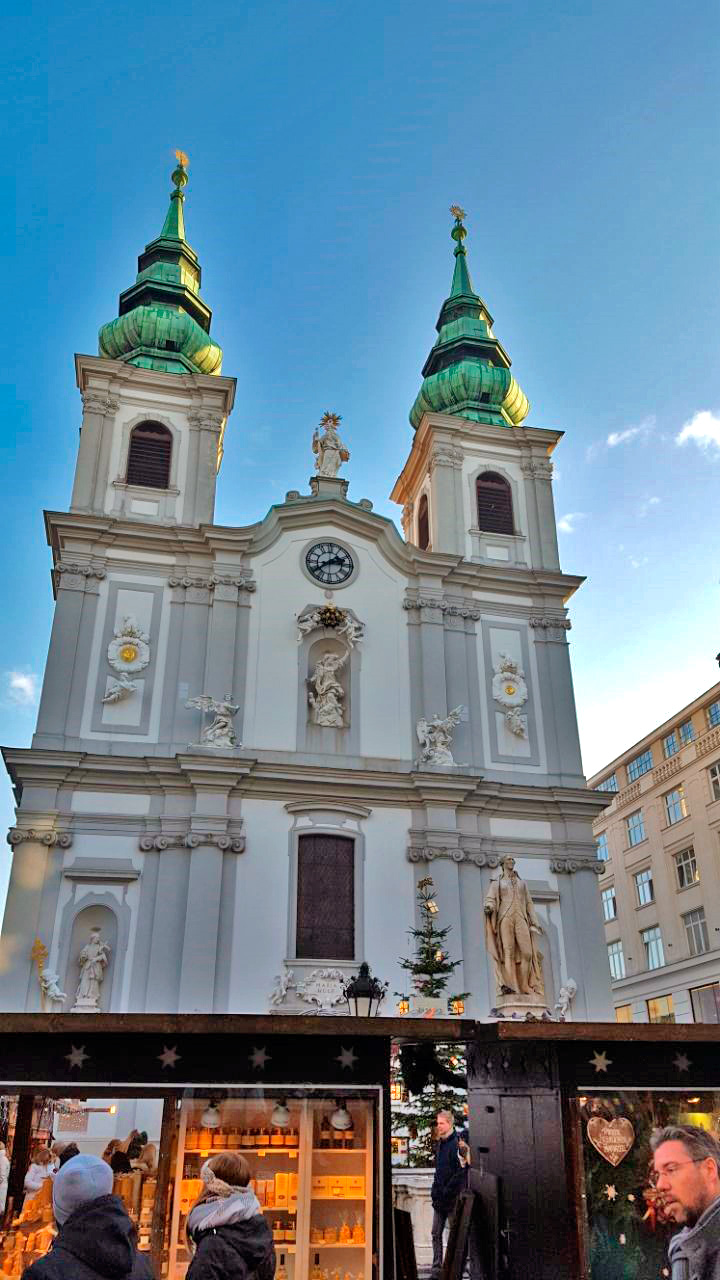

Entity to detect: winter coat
[668,1195,720,1280]
[186,1213,276,1280]
[21,1194,153,1280]
[24,1164,53,1196]
[0,1150,9,1214]
[431,1130,465,1216]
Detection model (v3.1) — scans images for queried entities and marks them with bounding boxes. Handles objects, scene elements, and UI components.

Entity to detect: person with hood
[23,1148,54,1200]
[186,1151,275,1280]
[21,1152,153,1280]
[57,1144,80,1169]
[651,1124,720,1279]
[0,1140,10,1217]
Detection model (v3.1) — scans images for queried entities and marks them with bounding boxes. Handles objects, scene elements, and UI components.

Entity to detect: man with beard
[650,1124,720,1279]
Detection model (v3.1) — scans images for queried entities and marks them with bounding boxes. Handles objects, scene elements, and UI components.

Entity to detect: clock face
[305,541,355,585]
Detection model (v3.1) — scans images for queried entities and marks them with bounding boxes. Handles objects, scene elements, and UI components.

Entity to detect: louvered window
[126,422,172,489]
[296,834,355,960]
[477,471,514,534]
[417,493,430,550]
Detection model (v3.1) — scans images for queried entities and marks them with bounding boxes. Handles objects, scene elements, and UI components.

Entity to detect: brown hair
[205,1152,251,1187]
[31,1146,53,1165]
[651,1124,720,1176]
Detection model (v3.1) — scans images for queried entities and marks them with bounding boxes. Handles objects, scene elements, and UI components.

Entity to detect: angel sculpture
[101,673,137,704]
[554,978,578,1020]
[39,967,67,1005]
[416,706,464,766]
[186,693,240,749]
[308,651,347,727]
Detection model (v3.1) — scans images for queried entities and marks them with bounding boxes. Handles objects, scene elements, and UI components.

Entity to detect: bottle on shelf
[185,1126,199,1151]
[352,1214,365,1244]
[270,1125,285,1147]
[311,1253,322,1280]
[241,1127,252,1148]
[272,1220,284,1241]
[284,1126,298,1147]
[319,1117,332,1149]
[285,1218,296,1243]
[259,1121,270,1147]
[276,1254,288,1280]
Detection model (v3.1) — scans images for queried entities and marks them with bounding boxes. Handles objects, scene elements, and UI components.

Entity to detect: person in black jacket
[430,1110,467,1279]
[22,1153,153,1279]
[186,1151,275,1280]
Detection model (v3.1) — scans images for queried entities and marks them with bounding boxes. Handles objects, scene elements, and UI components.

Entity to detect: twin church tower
[0,158,611,1019]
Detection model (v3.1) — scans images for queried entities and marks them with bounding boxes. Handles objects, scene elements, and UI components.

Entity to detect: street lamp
[343,963,387,1017]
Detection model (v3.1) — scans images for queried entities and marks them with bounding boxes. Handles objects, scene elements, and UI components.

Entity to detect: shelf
[311,1196,365,1201]
[309,1243,366,1249]
[263,1207,297,1214]
[185,1147,299,1157]
[274,1245,297,1254]
[311,1149,366,1155]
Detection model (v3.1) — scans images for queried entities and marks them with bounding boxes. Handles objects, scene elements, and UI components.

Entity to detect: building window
[476,471,514,535]
[664,786,688,826]
[634,868,654,907]
[417,493,430,551]
[708,701,720,729]
[626,810,646,847]
[690,982,720,1023]
[709,761,720,802]
[641,926,665,970]
[295,833,355,960]
[662,731,678,759]
[596,832,609,861]
[126,421,172,489]
[601,886,617,922]
[607,940,625,980]
[678,719,694,745]
[615,1005,633,1023]
[390,1081,407,1103]
[627,749,653,782]
[596,773,618,793]
[647,994,675,1024]
[674,847,699,890]
[683,907,710,957]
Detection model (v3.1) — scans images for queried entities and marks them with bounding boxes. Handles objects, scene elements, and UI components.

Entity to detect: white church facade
[0,167,612,1021]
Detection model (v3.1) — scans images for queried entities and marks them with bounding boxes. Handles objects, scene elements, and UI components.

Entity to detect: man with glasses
[650,1124,720,1278]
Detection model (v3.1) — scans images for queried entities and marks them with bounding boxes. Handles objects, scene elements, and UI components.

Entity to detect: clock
[305,541,355,586]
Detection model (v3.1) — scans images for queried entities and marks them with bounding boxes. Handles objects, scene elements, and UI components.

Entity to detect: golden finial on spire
[450,204,466,222]
[319,411,342,427]
[175,149,190,167]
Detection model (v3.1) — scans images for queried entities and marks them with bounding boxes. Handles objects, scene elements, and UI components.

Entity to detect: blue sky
[1,0,718,912]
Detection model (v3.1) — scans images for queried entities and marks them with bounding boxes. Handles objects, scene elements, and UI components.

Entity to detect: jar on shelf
[212,1128,225,1148]
[259,1122,270,1147]
[198,1128,212,1151]
[319,1117,332,1149]
[185,1126,199,1151]
[272,1220,284,1241]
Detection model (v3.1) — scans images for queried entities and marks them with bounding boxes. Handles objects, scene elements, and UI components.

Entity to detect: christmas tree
[391,876,469,1166]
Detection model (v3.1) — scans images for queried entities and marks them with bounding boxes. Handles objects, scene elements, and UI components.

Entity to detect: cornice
[74,353,236,415]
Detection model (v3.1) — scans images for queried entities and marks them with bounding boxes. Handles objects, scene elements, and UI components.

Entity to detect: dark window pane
[296,834,354,959]
[127,421,172,489]
[477,471,514,534]
[417,494,430,550]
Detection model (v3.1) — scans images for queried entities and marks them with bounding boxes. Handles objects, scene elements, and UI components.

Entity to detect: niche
[65,903,118,1013]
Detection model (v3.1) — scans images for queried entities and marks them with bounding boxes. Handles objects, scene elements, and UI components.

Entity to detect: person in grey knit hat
[22,1153,153,1279]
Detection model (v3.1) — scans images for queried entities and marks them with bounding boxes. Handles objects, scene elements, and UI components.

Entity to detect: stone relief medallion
[492,653,529,738]
[586,1116,635,1167]
[296,968,348,1013]
[107,616,150,675]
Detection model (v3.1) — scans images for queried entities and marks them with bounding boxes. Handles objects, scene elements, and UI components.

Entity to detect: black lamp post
[343,962,387,1017]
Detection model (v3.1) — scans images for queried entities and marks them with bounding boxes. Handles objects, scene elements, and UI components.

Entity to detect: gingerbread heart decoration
[587,1116,635,1167]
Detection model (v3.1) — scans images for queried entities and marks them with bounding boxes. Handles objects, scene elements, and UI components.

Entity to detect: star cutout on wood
[65,1045,89,1070]
[604,1184,618,1201]
[673,1052,691,1073]
[158,1045,181,1069]
[336,1045,358,1071]
[250,1046,271,1070]
[590,1049,612,1073]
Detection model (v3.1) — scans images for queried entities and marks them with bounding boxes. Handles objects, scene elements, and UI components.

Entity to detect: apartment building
[588,681,720,1023]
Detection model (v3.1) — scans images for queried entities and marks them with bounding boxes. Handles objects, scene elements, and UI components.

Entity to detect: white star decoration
[250,1046,271,1070]
[65,1045,89,1070]
[604,1184,618,1201]
[673,1052,691,1073]
[158,1045,181,1069]
[336,1045,358,1071]
[590,1049,612,1074]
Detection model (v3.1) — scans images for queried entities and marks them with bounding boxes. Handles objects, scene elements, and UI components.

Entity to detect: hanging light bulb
[270,1099,290,1129]
[330,1100,351,1131]
[201,1100,221,1129]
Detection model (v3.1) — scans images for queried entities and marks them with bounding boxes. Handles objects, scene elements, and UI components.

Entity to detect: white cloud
[638,496,660,518]
[557,512,586,534]
[629,556,649,569]
[586,415,656,461]
[676,409,720,453]
[5,671,39,707]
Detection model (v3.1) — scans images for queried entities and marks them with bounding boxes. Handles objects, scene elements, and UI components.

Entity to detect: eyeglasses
[650,1158,707,1187]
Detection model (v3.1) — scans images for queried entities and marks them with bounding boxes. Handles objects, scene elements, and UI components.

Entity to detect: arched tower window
[126,421,172,489]
[477,471,514,535]
[417,493,430,550]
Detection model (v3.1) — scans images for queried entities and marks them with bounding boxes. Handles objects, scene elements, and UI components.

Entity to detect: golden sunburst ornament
[450,204,466,221]
[119,644,139,663]
[320,411,342,428]
[175,149,189,167]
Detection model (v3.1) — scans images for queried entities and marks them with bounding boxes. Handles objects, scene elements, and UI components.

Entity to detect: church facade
[0,166,612,1020]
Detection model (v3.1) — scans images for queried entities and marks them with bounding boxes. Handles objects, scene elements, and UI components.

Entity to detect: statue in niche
[72,928,111,1012]
[416,706,463,765]
[484,856,545,999]
[312,411,350,477]
[308,650,347,727]
[186,693,240,749]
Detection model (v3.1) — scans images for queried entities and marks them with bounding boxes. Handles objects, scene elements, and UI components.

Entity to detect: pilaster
[34,564,106,747]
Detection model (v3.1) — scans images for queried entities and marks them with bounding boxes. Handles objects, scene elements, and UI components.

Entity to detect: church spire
[98,152,223,376]
[409,207,529,430]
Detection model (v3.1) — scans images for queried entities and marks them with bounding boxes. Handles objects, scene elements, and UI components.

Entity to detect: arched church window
[126,421,172,489]
[477,471,514,535]
[417,493,430,550]
[296,833,355,960]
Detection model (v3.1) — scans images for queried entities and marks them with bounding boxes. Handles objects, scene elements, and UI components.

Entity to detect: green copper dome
[99,155,223,376]
[410,208,529,429]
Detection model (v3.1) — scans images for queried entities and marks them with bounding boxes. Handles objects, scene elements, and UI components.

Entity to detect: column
[428,444,464,554]
[70,392,117,512]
